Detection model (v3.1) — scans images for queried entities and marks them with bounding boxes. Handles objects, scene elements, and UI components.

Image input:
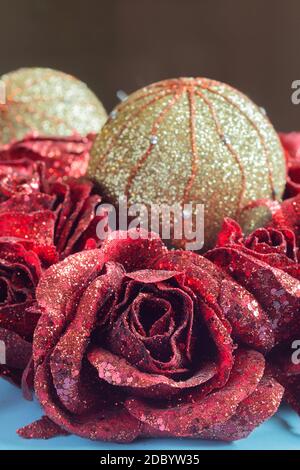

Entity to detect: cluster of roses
[0,132,300,443]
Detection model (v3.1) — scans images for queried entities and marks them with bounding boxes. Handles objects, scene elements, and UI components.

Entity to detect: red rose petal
[218,278,275,352]
[101,229,167,271]
[49,264,124,414]
[216,218,243,246]
[61,193,101,259]
[107,280,198,376]
[152,250,235,394]
[126,269,180,283]
[0,192,55,214]
[0,240,42,309]
[34,249,103,365]
[18,416,70,439]
[207,247,300,343]
[33,363,141,442]
[35,249,102,319]
[190,300,234,397]
[54,179,93,254]
[125,349,265,437]
[0,168,103,262]
[0,158,44,201]
[198,375,284,441]
[0,211,55,246]
[153,250,224,299]
[29,244,59,267]
[108,310,189,377]
[21,357,34,401]
[0,239,42,281]
[0,328,31,375]
[88,346,217,399]
[0,133,94,180]
[0,302,40,340]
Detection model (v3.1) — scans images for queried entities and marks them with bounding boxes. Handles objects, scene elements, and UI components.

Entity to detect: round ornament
[88,77,286,249]
[0,67,107,144]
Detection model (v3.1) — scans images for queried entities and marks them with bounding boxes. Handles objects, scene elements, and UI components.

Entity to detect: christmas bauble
[88,77,286,249]
[0,67,107,144]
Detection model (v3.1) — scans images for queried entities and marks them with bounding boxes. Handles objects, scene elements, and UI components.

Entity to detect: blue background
[0,379,300,450]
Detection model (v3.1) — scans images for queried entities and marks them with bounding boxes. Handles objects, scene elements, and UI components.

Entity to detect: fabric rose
[0,170,103,261]
[0,240,41,386]
[0,159,104,388]
[18,229,283,443]
[279,132,300,198]
[206,218,300,344]
[0,133,95,181]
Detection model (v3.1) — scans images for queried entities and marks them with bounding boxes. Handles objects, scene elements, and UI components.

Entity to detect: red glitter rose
[206,218,300,344]
[279,132,300,198]
[0,133,95,181]
[18,229,283,442]
[0,171,103,261]
[0,159,104,388]
[0,240,41,386]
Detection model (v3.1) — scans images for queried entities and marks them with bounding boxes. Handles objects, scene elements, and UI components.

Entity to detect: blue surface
[1,379,300,450]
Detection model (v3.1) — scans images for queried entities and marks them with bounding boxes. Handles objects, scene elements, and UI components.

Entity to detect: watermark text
[96,196,205,250]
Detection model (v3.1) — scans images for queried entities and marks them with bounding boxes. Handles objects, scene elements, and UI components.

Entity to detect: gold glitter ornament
[88,77,286,249]
[0,67,107,144]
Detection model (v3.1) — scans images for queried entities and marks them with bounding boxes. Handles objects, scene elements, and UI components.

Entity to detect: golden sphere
[0,67,107,144]
[88,78,286,249]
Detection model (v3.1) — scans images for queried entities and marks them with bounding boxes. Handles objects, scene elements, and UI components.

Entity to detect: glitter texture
[88,77,286,249]
[0,68,107,144]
